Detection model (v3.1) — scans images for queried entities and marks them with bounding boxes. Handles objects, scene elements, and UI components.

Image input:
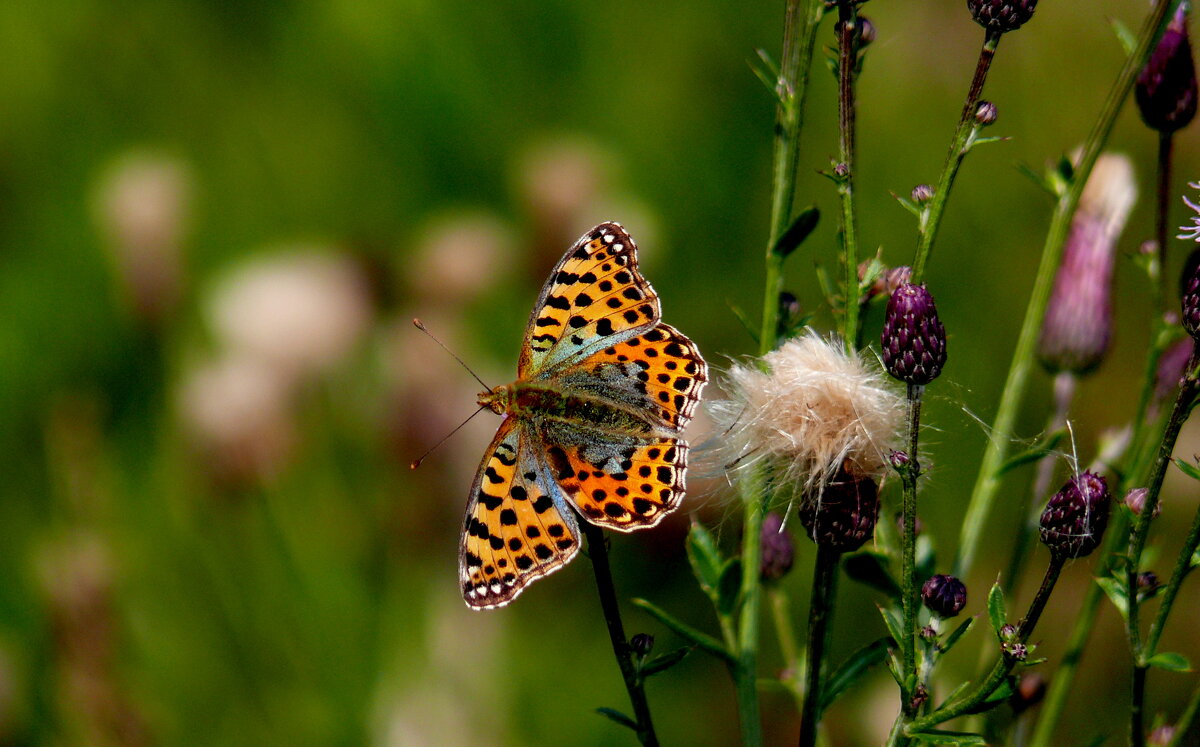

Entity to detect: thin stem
[954,0,1185,580]
[1156,132,1174,312]
[907,557,1065,734]
[769,585,804,708]
[900,386,924,717]
[799,546,840,747]
[836,0,861,351]
[1132,664,1149,747]
[911,30,1000,284]
[1167,677,1200,747]
[1145,442,1200,658]
[582,523,659,747]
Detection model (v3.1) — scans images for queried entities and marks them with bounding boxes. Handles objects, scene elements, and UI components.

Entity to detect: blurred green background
[2,0,1199,744]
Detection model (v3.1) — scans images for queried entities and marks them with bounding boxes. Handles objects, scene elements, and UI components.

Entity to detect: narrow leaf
[630,598,736,664]
[641,646,693,677]
[1172,457,1200,482]
[772,206,820,259]
[843,550,901,599]
[941,616,976,654]
[878,604,904,645]
[1191,547,1200,569]
[1016,162,1058,197]
[686,522,725,599]
[998,429,1066,476]
[908,730,988,745]
[987,582,1007,637]
[726,301,760,345]
[595,707,639,731]
[892,191,921,218]
[1110,18,1138,55]
[1147,652,1193,672]
[1095,575,1129,621]
[717,559,744,616]
[821,638,890,709]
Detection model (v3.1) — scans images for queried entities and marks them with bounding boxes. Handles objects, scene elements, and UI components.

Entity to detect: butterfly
[461,221,708,609]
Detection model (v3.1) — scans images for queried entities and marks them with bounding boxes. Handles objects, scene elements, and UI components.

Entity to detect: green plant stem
[799,545,840,747]
[907,556,1065,735]
[911,29,1000,284]
[739,3,824,744]
[899,386,924,718]
[954,0,1185,580]
[1156,131,1174,312]
[582,523,660,747]
[1146,474,1200,658]
[836,0,861,350]
[769,585,805,709]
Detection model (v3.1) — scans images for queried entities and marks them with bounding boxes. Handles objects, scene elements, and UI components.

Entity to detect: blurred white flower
[412,213,514,306]
[208,250,373,380]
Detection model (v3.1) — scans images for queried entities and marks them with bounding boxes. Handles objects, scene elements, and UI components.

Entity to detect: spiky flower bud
[1039,471,1111,559]
[797,466,879,553]
[921,574,968,618]
[630,633,655,657]
[760,512,795,582]
[882,283,948,386]
[1038,153,1136,375]
[1136,6,1197,133]
[975,101,998,126]
[911,184,935,204]
[1124,487,1161,520]
[967,0,1038,34]
[1182,247,1200,340]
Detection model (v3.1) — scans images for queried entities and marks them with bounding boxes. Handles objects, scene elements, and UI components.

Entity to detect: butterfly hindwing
[544,435,688,532]
[519,222,661,376]
[461,419,581,609]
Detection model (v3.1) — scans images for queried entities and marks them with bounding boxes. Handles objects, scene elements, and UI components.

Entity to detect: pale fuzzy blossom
[207,250,372,380]
[710,334,904,496]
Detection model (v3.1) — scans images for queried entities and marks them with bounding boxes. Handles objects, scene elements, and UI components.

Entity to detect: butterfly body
[461,222,707,609]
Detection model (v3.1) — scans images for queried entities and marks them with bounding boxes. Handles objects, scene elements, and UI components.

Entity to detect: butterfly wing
[519,222,661,377]
[461,417,582,609]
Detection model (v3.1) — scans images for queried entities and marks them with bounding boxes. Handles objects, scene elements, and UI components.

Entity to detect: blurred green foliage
[0,0,1198,744]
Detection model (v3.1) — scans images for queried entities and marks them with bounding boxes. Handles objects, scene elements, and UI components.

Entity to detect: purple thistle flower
[1039,471,1111,559]
[1037,154,1136,375]
[882,283,947,386]
[967,0,1037,34]
[921,574,968,618]
[1183,247,1200,341]
[1136,6,1198,133]
[797,466,879,553]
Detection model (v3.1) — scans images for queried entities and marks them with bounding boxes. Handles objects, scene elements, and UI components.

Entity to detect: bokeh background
[2,0,1199,744]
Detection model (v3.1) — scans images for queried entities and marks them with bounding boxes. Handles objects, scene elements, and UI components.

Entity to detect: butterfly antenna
[412,318,492,390]
[410,405,489,469]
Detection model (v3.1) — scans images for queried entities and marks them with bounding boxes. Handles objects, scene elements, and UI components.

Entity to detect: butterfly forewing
[519,222,661,377]
[461,419,582,609]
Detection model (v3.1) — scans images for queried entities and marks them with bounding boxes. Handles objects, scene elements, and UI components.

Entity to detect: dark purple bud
[911,184,935,205]
[1182,247,1200,341]
[1137,572,1160,599]
[1009,673,1047,715]
[921,574,968,618]
[1124,487,1161,520]
[889,450,911,469]
[1037,154,1135,375]
[967,0,1038,33]
[1039,471,1111,559]
[760,512,795,582]
[1152,339,1195,415]
[630,633,655,657]
[882,283,948,385]
[1003,641,1029,661]
[975,101,998,126]
[859,17,877,47]
[1137,6,1198,133]
[798,466,879,553]
[999,623,1018,641]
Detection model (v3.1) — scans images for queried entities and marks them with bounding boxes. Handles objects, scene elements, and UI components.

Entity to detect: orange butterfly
[462,222,708,608]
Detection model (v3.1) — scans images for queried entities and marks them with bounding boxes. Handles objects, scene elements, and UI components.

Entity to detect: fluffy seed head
[882,283,948,385]
[967,0,1038,33]
[921,574,968,618]
[797,466,879,552]
[711,334,904,495]
[1137,5,1197,133]
[1039,471,1111,559]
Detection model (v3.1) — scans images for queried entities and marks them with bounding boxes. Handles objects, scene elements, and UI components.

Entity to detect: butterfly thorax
[478,381,656,435]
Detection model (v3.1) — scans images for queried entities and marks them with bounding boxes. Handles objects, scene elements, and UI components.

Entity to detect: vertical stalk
[954,0,1185,580]
[1156,132,1175,311]
[835,0,861,350]
[899,387,924,717]
[798,546,840,747]
[911,30,1001,284]
[582,523,660,747]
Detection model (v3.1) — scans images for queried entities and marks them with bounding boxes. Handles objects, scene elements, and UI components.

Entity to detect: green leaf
[941,616,976,654]
[878,604,904,646]
[987,582,1007,637]
[686,522,725,600]
[965,676,1015,713]
[1016,162,1058,197]
[893,191,921,218]
[1110,18,1138,56]
[772,206,820,259]
[640,646,693,677]
[595,707,639,731]
[935,680,972,712]
[1147,652,1193,672]
[1173,457,1200,482]
[630,598,736,664]
[726,301,759,345]
[717,559,743,616]
[998,429,1066,476]
[1191,547,1200,569]
[821,638,890,709]
[749,49,781,99]
[842,550,901,599]
[1095,575,1129,621]
[908,730,988,745]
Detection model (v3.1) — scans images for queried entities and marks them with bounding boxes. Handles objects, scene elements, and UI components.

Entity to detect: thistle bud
[630,633,655,657]
[1136,6,1197,133]
[1137,572,1160,599]
[1182,247,1200,340]
[858,17,877,47]
[797,466,879,553]
[882,283,948,386]
[975,101,998,126]
[1037,153,1136,375]
[1124,487,1161,520]
[967,0,1038,34]
[1152,338,1195,417]
[760,512,795,582]
[1039,471,1111,559]
[921,574,967,618]
[911,184,935,205]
